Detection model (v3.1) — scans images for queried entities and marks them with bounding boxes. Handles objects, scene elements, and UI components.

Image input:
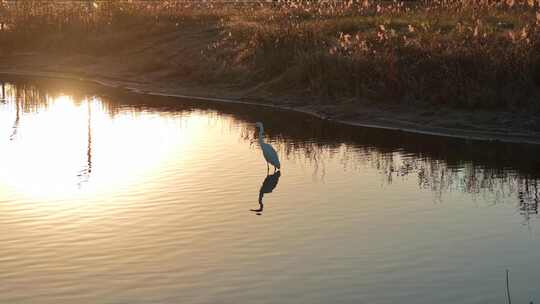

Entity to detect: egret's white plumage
[255,122,280,171]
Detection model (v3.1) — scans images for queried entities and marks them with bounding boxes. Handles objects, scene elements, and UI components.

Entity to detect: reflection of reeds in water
[1,83,5,103]
[232,101,540,214]
[275,137,539,210]
[9,95,19,141]
[1,81,67,141]
[243,120,540,224]
[0,77,129,116]
[2,77,540,220]
[1,80,99,187]
[77,100,93,187]
[519,180,539,225]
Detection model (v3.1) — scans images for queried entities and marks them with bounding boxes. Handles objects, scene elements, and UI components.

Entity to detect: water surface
[1,76,540,304]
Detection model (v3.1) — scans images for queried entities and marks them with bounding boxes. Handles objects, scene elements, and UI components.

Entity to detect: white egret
[255,122,280,172]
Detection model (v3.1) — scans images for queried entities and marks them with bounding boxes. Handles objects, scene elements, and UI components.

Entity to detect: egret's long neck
[258,127,264,145]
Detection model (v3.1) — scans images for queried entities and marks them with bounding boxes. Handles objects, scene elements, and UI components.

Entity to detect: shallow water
[1,76,540,304]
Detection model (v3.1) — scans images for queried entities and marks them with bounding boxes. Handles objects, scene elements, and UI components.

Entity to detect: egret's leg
[267,163,269,173]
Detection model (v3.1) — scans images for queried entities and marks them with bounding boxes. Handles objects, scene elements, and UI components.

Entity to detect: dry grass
[1,0,540,110]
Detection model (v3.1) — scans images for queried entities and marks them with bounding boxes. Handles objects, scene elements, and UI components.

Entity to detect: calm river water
[1,76,540,304]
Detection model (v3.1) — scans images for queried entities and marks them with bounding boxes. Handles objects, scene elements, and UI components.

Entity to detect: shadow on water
[1,75,540,221]
[251,171,281,215]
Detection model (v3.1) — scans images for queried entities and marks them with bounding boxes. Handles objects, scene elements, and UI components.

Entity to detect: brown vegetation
[0,0,539,111]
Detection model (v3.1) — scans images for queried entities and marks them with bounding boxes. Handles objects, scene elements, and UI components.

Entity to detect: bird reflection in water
[251,171,281,215]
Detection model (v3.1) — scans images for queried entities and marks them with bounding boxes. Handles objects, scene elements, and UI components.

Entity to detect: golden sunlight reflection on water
[0,93,208,203]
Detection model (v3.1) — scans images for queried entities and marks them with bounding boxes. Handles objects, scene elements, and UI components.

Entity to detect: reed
[1,0,539,110]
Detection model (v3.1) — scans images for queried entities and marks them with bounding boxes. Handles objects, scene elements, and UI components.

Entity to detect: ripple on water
[0,77,539,304]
